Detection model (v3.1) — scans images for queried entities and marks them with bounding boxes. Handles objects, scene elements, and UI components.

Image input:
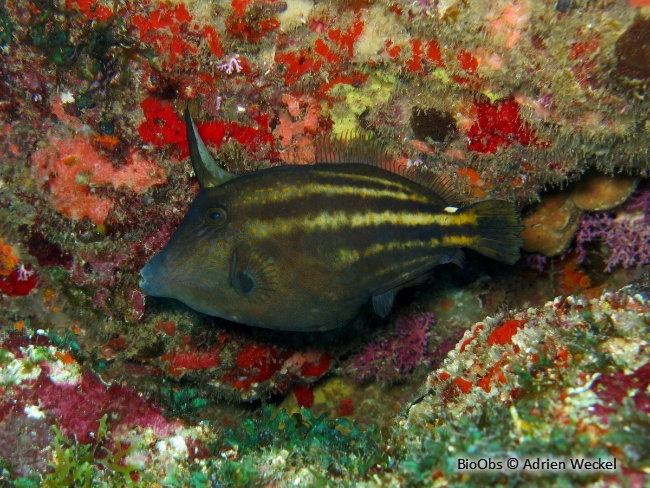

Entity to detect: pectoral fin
[230,246,277,303]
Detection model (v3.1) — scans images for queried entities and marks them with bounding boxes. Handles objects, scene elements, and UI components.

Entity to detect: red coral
[132,3,199,65]
[139,98,187,150]
[0,268,37,297]
[300,354,331,377]
[162,347,222,376]
[224,344,292,390]
[336,397,354,417]
[139,97,274,158]
[407,39,424,72]
[314,38,342,64]
[457,50,479,74]
[275,50,320,86]
[570,35,602,89]
[453,376,473,394]
[466,99,545,154]
[226,15,280,43]
[459,324,484,352]
[225,0,281,43]
[293,385,314,408]
[487,319,526,346]
[327,18,364,58]
[477,363,508,393]
[203,26,225,58]
[155,321,177,336]
[66,0,113,21]
[426,40,445,67]
[403,39,446,72]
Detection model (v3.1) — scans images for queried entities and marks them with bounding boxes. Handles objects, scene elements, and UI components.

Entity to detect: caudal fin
[464,200,525,264]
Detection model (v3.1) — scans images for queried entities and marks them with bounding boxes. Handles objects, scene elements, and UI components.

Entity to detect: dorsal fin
[184,108,236,189]
[315,130,392,167]
[315,131,464,205]
[400,167,464,206]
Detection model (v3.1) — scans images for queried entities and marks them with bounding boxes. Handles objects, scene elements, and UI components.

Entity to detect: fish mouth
[138,270,152,295]
[139,262,164,297]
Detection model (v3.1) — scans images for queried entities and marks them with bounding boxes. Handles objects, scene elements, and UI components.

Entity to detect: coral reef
[0,0,648,485]
[4,283,647,485]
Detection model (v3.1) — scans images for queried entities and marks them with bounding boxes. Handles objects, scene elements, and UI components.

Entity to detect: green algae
[401,402,608,486]
[10,414,143,488]
[0,5,12,47]
[221,405,393,479]
[161,386,210,419]
[48,329,82,355]
[27,7,77,68]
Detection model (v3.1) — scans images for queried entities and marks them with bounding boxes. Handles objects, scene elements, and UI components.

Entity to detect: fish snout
[139,257,166,297]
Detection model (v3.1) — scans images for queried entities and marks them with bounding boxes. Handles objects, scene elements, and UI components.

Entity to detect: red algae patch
[31,134,166,226]
[487,319,526,347]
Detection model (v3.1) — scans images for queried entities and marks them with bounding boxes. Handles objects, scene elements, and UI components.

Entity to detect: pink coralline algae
[345,312,434,384]
[277,93,320,165]
[31,133,167,226]
[591,361,650,419]
[575,186,650,271]
[24,366,173,443]
[0,333,179,445]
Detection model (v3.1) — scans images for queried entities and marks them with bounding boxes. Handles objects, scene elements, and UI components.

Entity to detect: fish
[139,109,525,332]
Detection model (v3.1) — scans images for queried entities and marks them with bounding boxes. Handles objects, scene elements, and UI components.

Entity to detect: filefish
[139,109,525,332]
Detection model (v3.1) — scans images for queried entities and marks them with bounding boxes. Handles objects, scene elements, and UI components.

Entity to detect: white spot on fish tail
[444,206,459,213]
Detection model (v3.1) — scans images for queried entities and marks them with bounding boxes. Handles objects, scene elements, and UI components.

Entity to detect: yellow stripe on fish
[337,234,479,266]
[246,209,478,236]
[240,183,429,206]
[239,174,429,206]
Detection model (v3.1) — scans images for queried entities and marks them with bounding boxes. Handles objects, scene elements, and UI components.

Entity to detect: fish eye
[205,206,228,226]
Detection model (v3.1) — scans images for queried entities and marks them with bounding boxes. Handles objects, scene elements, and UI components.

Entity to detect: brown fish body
[139,109,523,331]
[140,161,523,331]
